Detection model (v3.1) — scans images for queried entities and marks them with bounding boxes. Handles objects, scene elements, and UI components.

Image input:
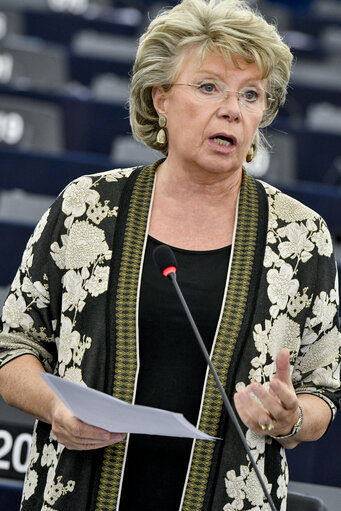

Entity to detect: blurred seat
[271,118,341,185]
[268,0,313,11]
[91,73,130,103]
[0,0,109,11]
[287,491,328,511]
[311,0,341,21]
[72,30,137,62]
[0,147,113,196]
[321,25,341,53]
[42,0,113,15]
[0,93,64,153]
[70,30,137,87]
[0,188,53,225]
[306,102,341,136]
[291,59,341,90]
[0,221,33,287]
[0,0,47,9]
[111,135,163,167]
[69,52,132,85]
[0,34,68,91]
[291,11,341,38]
[282,84,341,124]
[24,5,142,46]
[295,128,341,185]
[282,30,328,60]
[0,7,24,41]
[287,411,341,488]
[0,479,23,511]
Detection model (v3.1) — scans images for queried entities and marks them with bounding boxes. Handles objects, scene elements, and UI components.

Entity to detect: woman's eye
[198,82,218,94]
[242,89,260,102]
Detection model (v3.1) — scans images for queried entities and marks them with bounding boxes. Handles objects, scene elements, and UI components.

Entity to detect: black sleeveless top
[119,236,231,510]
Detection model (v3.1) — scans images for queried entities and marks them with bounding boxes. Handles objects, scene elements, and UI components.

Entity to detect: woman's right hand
[0,356,125,450]
[51,400,125,450]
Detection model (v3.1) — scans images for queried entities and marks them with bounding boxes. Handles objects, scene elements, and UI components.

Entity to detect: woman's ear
[152,86,167,115]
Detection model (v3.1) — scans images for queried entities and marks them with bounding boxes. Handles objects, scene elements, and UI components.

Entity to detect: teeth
[212,137,232,146]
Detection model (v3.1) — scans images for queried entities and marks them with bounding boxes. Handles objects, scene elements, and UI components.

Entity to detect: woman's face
[153,49,266,179]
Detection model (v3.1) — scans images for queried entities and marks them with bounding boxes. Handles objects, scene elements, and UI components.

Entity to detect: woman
[0,0,340,510]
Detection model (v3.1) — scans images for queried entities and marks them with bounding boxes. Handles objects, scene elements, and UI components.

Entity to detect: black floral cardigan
[1,162,340,511]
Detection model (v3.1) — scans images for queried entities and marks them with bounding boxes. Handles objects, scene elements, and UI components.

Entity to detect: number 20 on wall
[0,428,32,477]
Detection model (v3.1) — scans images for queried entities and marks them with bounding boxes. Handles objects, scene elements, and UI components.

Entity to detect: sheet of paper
[41,373,217,441]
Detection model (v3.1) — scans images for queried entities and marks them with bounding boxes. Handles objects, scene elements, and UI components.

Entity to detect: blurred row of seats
[0,2,141,94]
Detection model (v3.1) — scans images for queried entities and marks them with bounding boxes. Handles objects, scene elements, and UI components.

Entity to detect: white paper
[41,373,217,441]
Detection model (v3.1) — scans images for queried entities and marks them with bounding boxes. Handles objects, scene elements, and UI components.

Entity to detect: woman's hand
[0,356,125,451]
[51,400,125,450]
[233,348,300,439]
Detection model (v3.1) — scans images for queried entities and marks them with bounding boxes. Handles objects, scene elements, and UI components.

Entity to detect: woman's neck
[155,159,243,205]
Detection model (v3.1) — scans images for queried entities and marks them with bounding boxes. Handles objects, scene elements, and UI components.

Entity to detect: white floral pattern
[267,263,299,317]
[61,176,100,218]
[2,294,34,331]
[227,183,341,510]
[85,266,110,297]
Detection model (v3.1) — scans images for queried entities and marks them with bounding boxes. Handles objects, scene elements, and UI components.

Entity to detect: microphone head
[153,244,177,277]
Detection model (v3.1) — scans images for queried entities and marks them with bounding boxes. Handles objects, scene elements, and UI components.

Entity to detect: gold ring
[267,420,275,432]
[259,420,275,432]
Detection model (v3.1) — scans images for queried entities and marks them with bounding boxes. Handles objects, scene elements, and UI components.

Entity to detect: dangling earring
[156,115,167,145]
[246,144,255,163]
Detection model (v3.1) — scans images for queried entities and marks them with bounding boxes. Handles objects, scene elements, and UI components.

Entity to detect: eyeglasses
[171,80,273,113]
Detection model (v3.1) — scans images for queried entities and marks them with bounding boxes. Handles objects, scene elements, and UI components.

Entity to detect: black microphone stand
[167,271,277,511]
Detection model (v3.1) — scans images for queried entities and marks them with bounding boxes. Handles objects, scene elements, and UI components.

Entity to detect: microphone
[153,244,277,511]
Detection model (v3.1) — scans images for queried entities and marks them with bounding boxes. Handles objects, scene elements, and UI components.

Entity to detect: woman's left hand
[233,348,300,438]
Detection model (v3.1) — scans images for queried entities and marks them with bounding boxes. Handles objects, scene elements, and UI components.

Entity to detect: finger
[55,430,125,450]
[249,382,300,436]
[250,382,281,411]
[269,379,298,411]
[69,420,118,442]
[52,405,125,446]
[274,348,291,386]
[234,390,272,433]
[250,381,296,419]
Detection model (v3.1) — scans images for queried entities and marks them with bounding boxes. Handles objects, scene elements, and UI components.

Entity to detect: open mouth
[210,135,235,147]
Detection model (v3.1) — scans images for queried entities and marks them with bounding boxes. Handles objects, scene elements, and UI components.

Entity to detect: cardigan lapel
[95,163,157,511]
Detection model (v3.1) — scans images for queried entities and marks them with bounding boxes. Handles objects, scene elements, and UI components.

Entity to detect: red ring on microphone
[162,266,177,277]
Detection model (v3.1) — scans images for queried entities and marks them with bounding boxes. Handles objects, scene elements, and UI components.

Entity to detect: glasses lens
[191,80,224,101]
[238,88,269,112]
[190,81,270,112]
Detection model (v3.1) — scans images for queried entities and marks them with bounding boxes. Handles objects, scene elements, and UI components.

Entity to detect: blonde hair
[129,0,293,156]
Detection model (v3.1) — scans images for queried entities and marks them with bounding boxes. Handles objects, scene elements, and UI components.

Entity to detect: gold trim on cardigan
[96,164,156,511]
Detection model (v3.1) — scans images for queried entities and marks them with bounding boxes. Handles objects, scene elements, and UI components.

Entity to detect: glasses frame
[170,82,274,112]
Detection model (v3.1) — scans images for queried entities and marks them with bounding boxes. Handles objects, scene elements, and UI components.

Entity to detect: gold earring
[156,115,167,145]
[246,144,255,163]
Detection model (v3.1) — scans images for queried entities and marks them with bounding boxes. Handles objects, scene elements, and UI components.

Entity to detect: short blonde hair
[129,0,293,156]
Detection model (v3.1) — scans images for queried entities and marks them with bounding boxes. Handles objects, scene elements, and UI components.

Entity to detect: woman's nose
[217,92,241,120]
